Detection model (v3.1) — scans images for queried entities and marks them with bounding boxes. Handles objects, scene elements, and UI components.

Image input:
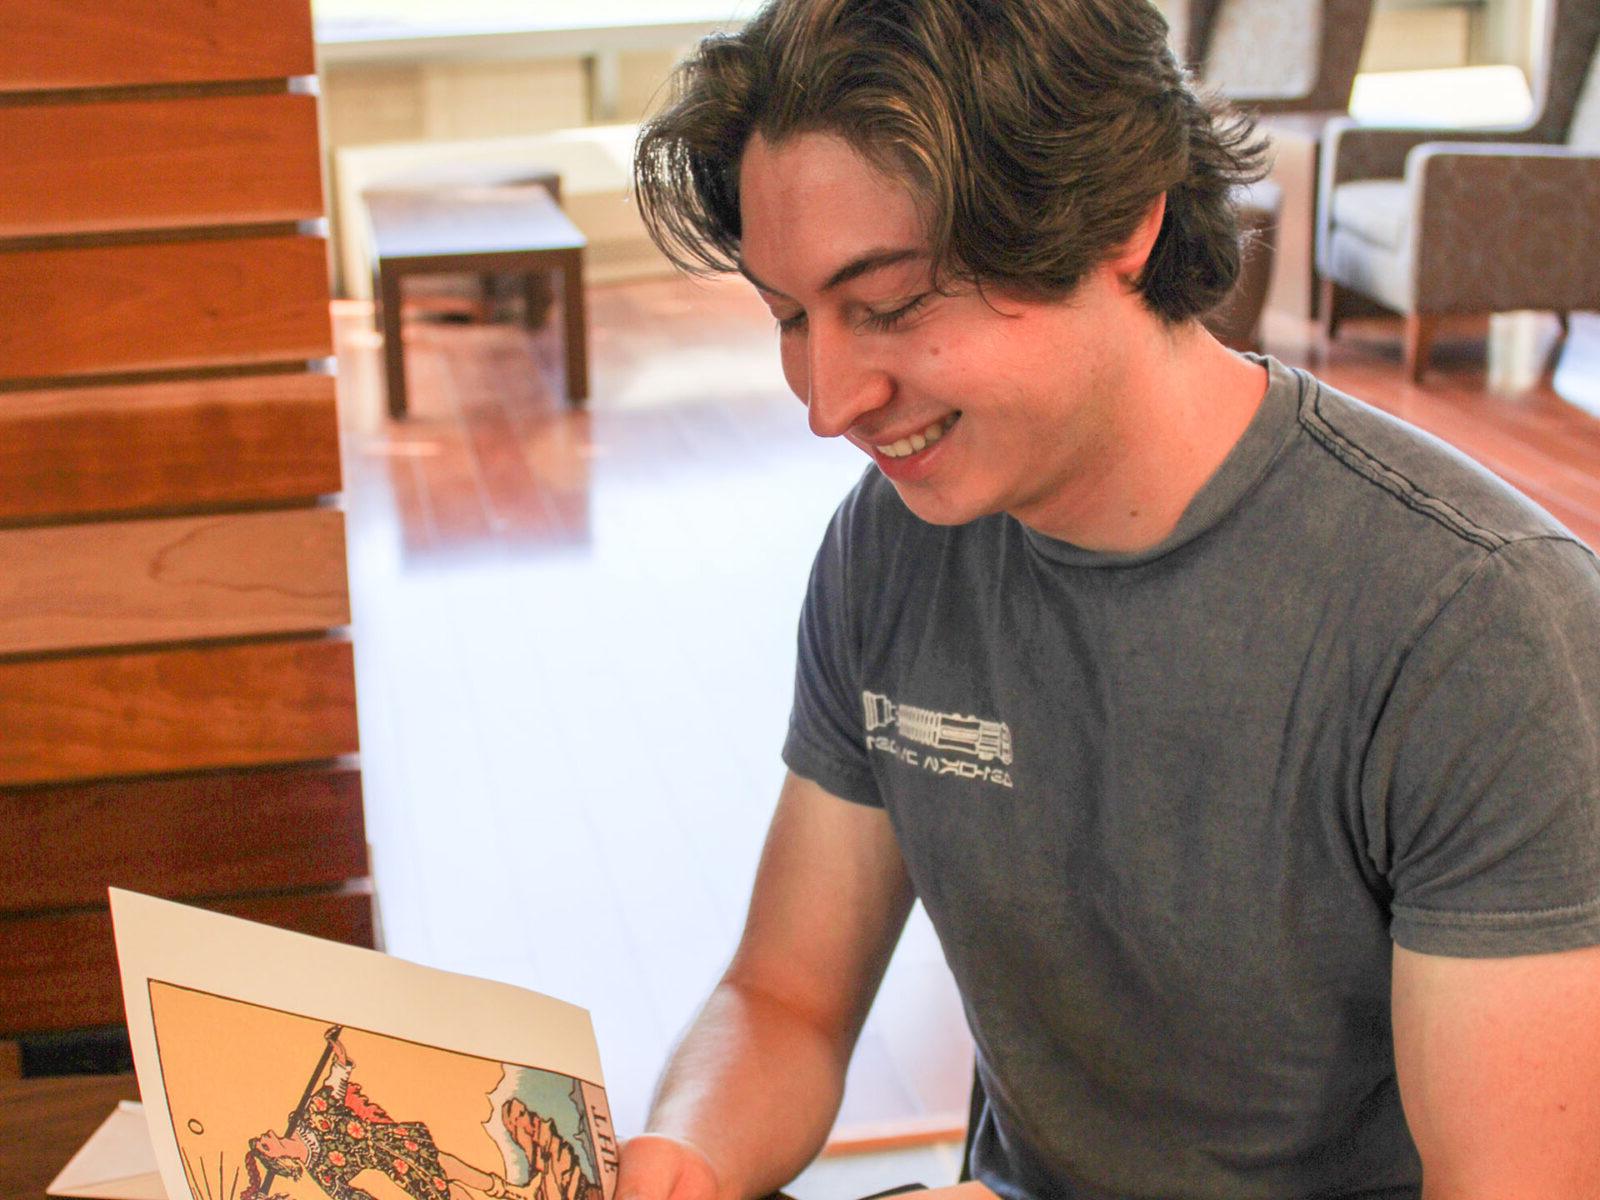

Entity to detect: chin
[887,479,997,528]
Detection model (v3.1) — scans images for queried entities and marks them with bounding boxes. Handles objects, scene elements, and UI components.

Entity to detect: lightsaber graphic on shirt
[862,691,1014,765]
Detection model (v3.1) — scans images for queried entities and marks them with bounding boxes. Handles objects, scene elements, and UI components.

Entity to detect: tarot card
[111,890,618,1200]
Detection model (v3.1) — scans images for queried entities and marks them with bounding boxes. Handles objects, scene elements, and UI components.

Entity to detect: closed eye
[860,293,930,333]
[774,293,929,337]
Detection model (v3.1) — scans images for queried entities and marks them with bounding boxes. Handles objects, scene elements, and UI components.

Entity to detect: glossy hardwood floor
[333,277,1600,1149]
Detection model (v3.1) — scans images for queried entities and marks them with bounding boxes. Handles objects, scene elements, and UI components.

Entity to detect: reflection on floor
[333,275,1600,1164]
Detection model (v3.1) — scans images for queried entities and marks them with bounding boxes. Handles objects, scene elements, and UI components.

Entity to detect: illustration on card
[146,983,617,1200]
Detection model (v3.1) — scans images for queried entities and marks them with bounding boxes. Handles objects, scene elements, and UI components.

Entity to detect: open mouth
[875,412,960,459]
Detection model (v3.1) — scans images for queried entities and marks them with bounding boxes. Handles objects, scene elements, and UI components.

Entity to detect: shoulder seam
[1298,370,1505,552]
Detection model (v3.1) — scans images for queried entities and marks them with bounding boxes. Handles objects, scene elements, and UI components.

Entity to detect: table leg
[561,254,589,405]
[379,269,409,419]
[480,272,501,321]
[524,270,554,329]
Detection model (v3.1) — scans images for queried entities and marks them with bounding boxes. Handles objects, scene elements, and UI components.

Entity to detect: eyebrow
[740,248,924,299]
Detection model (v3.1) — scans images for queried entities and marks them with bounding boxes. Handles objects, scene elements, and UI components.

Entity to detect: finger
[616,1135,717,1200]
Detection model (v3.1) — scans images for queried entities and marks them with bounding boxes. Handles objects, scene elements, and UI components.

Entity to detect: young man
[621,2,1600,1197]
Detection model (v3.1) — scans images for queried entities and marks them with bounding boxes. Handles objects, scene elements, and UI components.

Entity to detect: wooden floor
[332,278,1600,1148]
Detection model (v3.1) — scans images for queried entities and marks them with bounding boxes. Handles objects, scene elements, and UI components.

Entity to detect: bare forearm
[647,976,853,1200]
[625,775,913,1200]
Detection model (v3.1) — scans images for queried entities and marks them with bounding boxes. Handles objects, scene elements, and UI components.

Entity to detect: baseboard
[823,1113,968,1158]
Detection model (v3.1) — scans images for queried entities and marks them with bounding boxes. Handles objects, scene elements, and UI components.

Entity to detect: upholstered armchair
[1170,0,1374,114]
[1167,0,1374,348]
[1317,0,1600,381]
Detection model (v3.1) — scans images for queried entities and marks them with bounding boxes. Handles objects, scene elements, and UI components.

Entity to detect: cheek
[779,338,808,402]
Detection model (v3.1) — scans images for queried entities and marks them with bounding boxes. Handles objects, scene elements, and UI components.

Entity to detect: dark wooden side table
[0,1074,140,1200]
[363,182,589,420]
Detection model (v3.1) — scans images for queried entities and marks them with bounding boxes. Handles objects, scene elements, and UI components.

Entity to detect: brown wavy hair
[633,0,1268,321]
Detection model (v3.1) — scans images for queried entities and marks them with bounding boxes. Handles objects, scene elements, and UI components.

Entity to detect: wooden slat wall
[0,0,371,1044]
[0,510,350,654]
[0,1,314,91]
[0,885,375,1036]
[0,94,325,237]
[0,237,334,379]
[0,374,341,521]
[0,767,367,913]
[0,640,359,786]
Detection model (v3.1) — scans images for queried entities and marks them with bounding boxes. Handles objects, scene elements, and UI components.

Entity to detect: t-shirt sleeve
[781,487,883,807]
[1370,535,1600,956]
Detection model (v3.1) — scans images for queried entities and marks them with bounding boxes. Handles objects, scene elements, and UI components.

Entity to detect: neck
[1016,312,1268,552]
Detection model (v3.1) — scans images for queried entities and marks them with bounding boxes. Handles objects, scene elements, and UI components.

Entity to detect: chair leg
[1556,311,1571,339]
[1321,278,1342,343]
[1403,313,1436,384]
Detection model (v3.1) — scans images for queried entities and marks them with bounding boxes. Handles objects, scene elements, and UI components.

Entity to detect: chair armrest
[1317,119,1427,271]
[1316,121,1539,270]
[1323,120,1534,188]
[1405,144,1600,313]
[1410,142,1600,167]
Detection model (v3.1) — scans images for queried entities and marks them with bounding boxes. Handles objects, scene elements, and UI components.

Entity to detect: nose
[799,323,893,440]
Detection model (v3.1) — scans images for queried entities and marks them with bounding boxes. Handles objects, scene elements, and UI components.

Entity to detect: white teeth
[876,413,959,458]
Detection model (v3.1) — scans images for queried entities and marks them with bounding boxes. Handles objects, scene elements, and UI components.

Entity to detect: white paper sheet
[48,1101,166,1200]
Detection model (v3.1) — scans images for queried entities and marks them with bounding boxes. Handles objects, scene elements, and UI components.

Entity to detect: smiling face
[737,131,1156,535]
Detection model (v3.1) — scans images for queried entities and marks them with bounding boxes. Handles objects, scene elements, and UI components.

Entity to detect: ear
[1104,193,1167,281]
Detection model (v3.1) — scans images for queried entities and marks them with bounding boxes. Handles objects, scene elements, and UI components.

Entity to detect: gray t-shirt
[782,358,1600,1200]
